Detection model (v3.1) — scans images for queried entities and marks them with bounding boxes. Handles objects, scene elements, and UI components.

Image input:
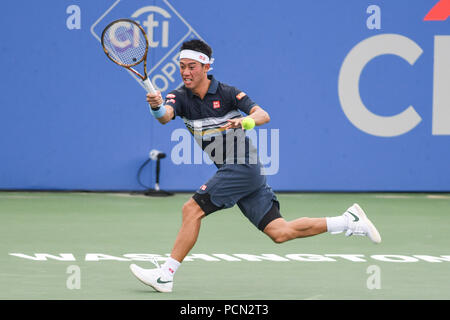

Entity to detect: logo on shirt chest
[212,101,221,109]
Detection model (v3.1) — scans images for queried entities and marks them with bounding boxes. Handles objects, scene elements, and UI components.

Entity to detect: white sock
[326,215,348,233]
[161,257,181,278]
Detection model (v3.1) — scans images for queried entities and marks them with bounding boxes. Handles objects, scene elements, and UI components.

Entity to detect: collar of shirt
[186,75,219,99]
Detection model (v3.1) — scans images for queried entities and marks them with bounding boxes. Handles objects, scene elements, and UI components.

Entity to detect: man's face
[179,58,209,90]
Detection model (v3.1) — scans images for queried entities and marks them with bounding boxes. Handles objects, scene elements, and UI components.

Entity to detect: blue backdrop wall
[1,0,449,191]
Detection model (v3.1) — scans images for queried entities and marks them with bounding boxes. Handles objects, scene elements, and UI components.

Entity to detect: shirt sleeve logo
[166,93,176,99]
[213,101,221,109]
[236,92,246,100]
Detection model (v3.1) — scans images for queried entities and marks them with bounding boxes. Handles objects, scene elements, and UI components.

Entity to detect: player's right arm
[146,92,175,124]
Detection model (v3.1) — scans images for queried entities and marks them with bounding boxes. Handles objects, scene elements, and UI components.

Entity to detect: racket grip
[142,77,156,94]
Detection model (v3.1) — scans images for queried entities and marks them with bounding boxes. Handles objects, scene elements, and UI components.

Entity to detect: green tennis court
[1,192,449,300]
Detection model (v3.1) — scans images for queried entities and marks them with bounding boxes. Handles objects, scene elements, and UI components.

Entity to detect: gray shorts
[193,163,278,229]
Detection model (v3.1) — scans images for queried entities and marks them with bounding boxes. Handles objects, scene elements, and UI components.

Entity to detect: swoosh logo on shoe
[157,277,172,284]
[347,211,359,222]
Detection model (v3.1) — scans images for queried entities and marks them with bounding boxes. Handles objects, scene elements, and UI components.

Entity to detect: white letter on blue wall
[66,5,81,30]
[432,36,450,135]
[366,5,381,30]
[338,34,423,137]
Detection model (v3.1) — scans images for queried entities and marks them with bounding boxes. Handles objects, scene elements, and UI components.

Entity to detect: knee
[181,199,204,223]
[262,218,290,244]
[270,232,289,244]
[265,226,291,244]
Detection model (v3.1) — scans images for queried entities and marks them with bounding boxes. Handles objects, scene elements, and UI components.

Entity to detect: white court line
[374,195,415,199]
[105,193,148,198]
[303,294,323,300]
[426,195,450,199]
[375,194,450,200]
[0,195,44,199]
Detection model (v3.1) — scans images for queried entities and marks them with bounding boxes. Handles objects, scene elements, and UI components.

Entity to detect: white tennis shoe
[129,263,173,293]
[344,203,381,244]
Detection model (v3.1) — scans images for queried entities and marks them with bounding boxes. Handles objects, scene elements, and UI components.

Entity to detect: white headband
[179,49,215,66]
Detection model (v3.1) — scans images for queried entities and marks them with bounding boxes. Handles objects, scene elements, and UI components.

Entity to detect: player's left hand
[221,118,243,129]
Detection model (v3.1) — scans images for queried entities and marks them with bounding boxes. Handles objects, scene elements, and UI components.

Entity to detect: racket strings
[102,21,147,67]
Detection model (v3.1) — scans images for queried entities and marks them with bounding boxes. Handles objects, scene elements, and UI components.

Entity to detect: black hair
[180,39,212,59]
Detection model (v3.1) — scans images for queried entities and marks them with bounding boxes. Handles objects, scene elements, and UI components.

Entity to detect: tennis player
[130,39,381,293]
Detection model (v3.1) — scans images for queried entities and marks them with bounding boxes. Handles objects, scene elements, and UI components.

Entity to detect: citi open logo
[91,0,207,93]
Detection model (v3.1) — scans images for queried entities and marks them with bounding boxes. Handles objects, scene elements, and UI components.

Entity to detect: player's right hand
[146,91,163,109]
[221,118,244,129]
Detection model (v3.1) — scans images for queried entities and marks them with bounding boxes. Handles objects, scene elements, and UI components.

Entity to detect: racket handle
[142,77,156,94]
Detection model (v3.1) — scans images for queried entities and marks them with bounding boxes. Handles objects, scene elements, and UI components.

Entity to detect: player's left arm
[248,105,270,125]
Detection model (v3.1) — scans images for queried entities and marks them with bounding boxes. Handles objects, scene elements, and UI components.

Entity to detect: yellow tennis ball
[242,117,255,130]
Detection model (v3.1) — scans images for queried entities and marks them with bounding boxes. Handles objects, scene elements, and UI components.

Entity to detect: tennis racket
[101,19,156,93]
